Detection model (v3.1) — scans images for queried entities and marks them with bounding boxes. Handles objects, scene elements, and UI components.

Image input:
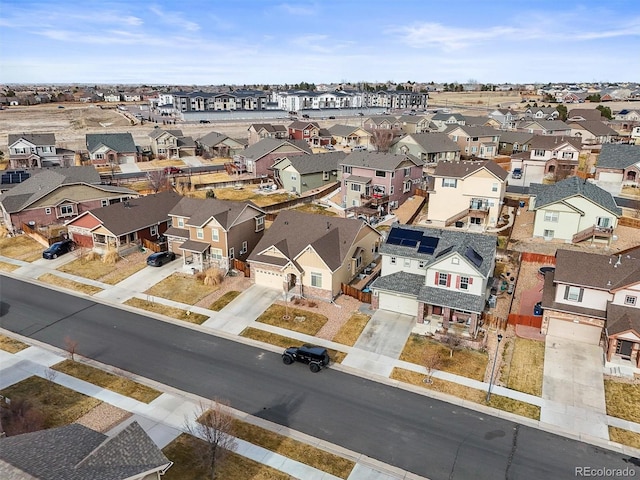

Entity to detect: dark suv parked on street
[282,344,330,373]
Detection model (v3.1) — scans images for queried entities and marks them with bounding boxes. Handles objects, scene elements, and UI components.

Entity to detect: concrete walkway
[541,336,609,440]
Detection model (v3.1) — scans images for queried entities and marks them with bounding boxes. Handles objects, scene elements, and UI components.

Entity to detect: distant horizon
[1,0,638,85]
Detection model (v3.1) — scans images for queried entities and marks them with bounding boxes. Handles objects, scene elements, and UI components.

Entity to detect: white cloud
[277,3,316,16]
[149,5,200,32]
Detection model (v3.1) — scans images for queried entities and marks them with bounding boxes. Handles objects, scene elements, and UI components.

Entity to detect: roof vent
[124,200,130,208]
[606,280,612,286]
[615,254,622,267]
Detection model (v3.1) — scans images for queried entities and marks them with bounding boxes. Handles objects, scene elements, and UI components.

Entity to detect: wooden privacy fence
[507,313,543,329]
[341,283,371,303]
[482,313,508,330]
[142,238,164,253]
[520,252,556,265]
[414,188,429,198]
[233,258,251,277]
[618,216,640,229]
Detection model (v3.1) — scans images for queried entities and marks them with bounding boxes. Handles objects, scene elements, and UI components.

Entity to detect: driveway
[341,310,415,377]
[540,335,609,439]
[202,284,282,334]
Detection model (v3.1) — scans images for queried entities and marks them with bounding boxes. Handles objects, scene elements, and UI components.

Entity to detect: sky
[1,0,639,86]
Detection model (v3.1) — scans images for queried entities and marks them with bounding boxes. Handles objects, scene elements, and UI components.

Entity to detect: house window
[101,199,109,207]
[404,167,411,177]
[291,174,297,181]
[229,247,234,259]
[255,216,265,232]
[211,228,219,241]
[596,217,611,228]
[323,171,329,181]
[404,258,411,267]
[45,207,51,215]
[544,211,559,222]
[211,248,223,260]
[390,185,394,195]
[196,228,204,240]
[452,135,458,141]
[452,257,459,264]
[564,286,584,302]
[344,166,352,174]
[150,225,158,236]
[534,149,545,156]
[491,183,498,192]
[418,260,426,268]
[438,273,448,286]
[350,183,361,192]
[241,241,248,254]
[562,151,573,159]
[60,205,73,216]
[375,170,386,177]
[96,153,104,160]
[459,276,469,290]
[303,130,309,136]
[471,146,477,154]
[543,229,554,238]
[403,180,411,193]
[442,178,457,188]
[624,295,637,306]
[311,272,322,288]
[177,218,184,227]
[390,257,396,265]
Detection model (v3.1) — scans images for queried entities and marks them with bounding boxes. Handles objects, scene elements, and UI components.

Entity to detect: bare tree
[423,350,443,384]
[184,400,237,479]
[370,128,396,153]
[64,336,78,362]
[147,169,170,193]
[2,398,44,436]
[443,333,461,358]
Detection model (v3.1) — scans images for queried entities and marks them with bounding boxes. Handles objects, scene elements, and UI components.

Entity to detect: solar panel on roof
[386,236,402,245]
[465,246,483,267]
[421,236,439,248]
[435,245,454,258]
[401,239,418,247]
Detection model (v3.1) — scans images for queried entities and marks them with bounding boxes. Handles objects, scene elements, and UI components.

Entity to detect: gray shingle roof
[240,138,312,160]
[553,249,640,291]
[7,133,56,147]
[274,152,346,175]
[568,121,618,136]
[198,131,228,146]
[432,159,508,181]
[0,421,171,480]
[169,197,263,229]
[528,135,582,151]
[523,120,571,131]
[370,271,424,296]
[444,124,500,137]
[596,144,640,169]
[73,191,181,236]
[379,224,496,277]
[417,285,486,313]
[86,133,136,153]
[398,133,460,153]
[341,152,423,170]
[529,176,622,216]
[497,131,535,145]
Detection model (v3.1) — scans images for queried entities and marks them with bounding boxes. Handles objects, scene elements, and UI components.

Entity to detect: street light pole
[486,333,503,402]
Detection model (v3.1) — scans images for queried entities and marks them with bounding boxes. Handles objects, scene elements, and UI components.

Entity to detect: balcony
[572,225,614,244]
[468,201,490,216]
[361,194,390,207]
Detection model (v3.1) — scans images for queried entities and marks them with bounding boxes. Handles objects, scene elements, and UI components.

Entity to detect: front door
[616,340,633,359]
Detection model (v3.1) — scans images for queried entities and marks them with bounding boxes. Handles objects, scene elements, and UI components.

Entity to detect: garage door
[598,172,623,183]
[378,292,418,316]
[254,269,285,289]
[547,317,601,344]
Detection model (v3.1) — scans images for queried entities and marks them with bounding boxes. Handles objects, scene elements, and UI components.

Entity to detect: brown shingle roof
[607,303,640,335]
[169,197,264,229]
[432,159,508,181]
[553,249,640,290]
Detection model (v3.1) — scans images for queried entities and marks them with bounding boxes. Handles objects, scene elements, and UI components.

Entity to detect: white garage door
[378,292,418,316]
[547,317,601,345]
[254,269,285,289]
[598,172,623,183]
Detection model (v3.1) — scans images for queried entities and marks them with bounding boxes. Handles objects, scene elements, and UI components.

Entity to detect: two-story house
[234,138,312,177]
[164,197,266,272]
[0,166,137,233]
[247,123,288,145]
[517,119,571,136]
[288,121,331,147]
[488,108,519,130]
[328,125,372,149]
[510,136,582,186]
[568,121,618,145]
[541,249,640,369]
[430,113,466,132]
[390,133,461,166]
[86,133,139,165]
[370,224,496,337]
[248,210,382,300]
[271,152,345,194]
[340,152,424,210]
[8,133,74,169]
[497,131,534,155]
[197,131,246,158]
[363,116,401,131]
[148,129,196,159]
[529,176,622,244]
[523,107,559,120]
[594,144,640,193]
[427,160,508,228]
[444,125,500,159]
[398,115,431,134]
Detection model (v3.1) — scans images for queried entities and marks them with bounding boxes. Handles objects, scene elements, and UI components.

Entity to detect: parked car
[199,119,211,124]
[163,166,183,175]
[302,114,310,119]
[328,116,336,119]
[352,145,367,152]
[146,251,176,267]
[533,302,543,316]
[324,144,335,150]
[282,344,330,373]
[42,239,75,259]
[512,168,522,179]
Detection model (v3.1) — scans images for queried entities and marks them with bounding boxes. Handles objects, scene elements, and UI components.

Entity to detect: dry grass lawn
[125,298,209,324]
[0,260,19,272]
[58,255,120,280]
[502,338,545,396]
[0,334,29,353]
[38,273,103,295]
[163,434,293,480]
[52,360,161,403]
[256,304,328,336]
[213,187,294,206]
[609,426,640,449]
[604,379,640,423]
[400,334,488,381]
[392,368,540,420]
[233,420,355,479]
[293,203,337,216]
[0,235,44,262]
[209,290,241,311]
[0,376,101,429]
[100,258,148,285]
[240,327,346,364]
[145,273,217,304]
[332,313,371,346]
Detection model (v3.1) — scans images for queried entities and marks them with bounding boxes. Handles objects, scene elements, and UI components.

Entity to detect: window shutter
[456,276,460,288]
[434,271,439,285]
[469,277,473,285]
[446,274,451,287]
[578,288,584,302]
[564,286,570,300]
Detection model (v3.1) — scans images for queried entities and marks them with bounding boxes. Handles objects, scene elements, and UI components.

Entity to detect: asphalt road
[1,275,637,479]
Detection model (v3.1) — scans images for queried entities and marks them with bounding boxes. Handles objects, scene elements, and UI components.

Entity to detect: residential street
[1,275,636,480]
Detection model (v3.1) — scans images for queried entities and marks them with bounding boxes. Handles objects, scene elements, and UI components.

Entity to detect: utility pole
[486,333,503,402]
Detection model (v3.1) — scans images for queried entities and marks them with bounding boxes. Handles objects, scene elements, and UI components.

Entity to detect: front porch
[178,239,229,274]
[416,303,481,339]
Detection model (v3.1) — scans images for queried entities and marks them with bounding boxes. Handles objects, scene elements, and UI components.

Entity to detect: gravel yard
[74,402,132,433]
